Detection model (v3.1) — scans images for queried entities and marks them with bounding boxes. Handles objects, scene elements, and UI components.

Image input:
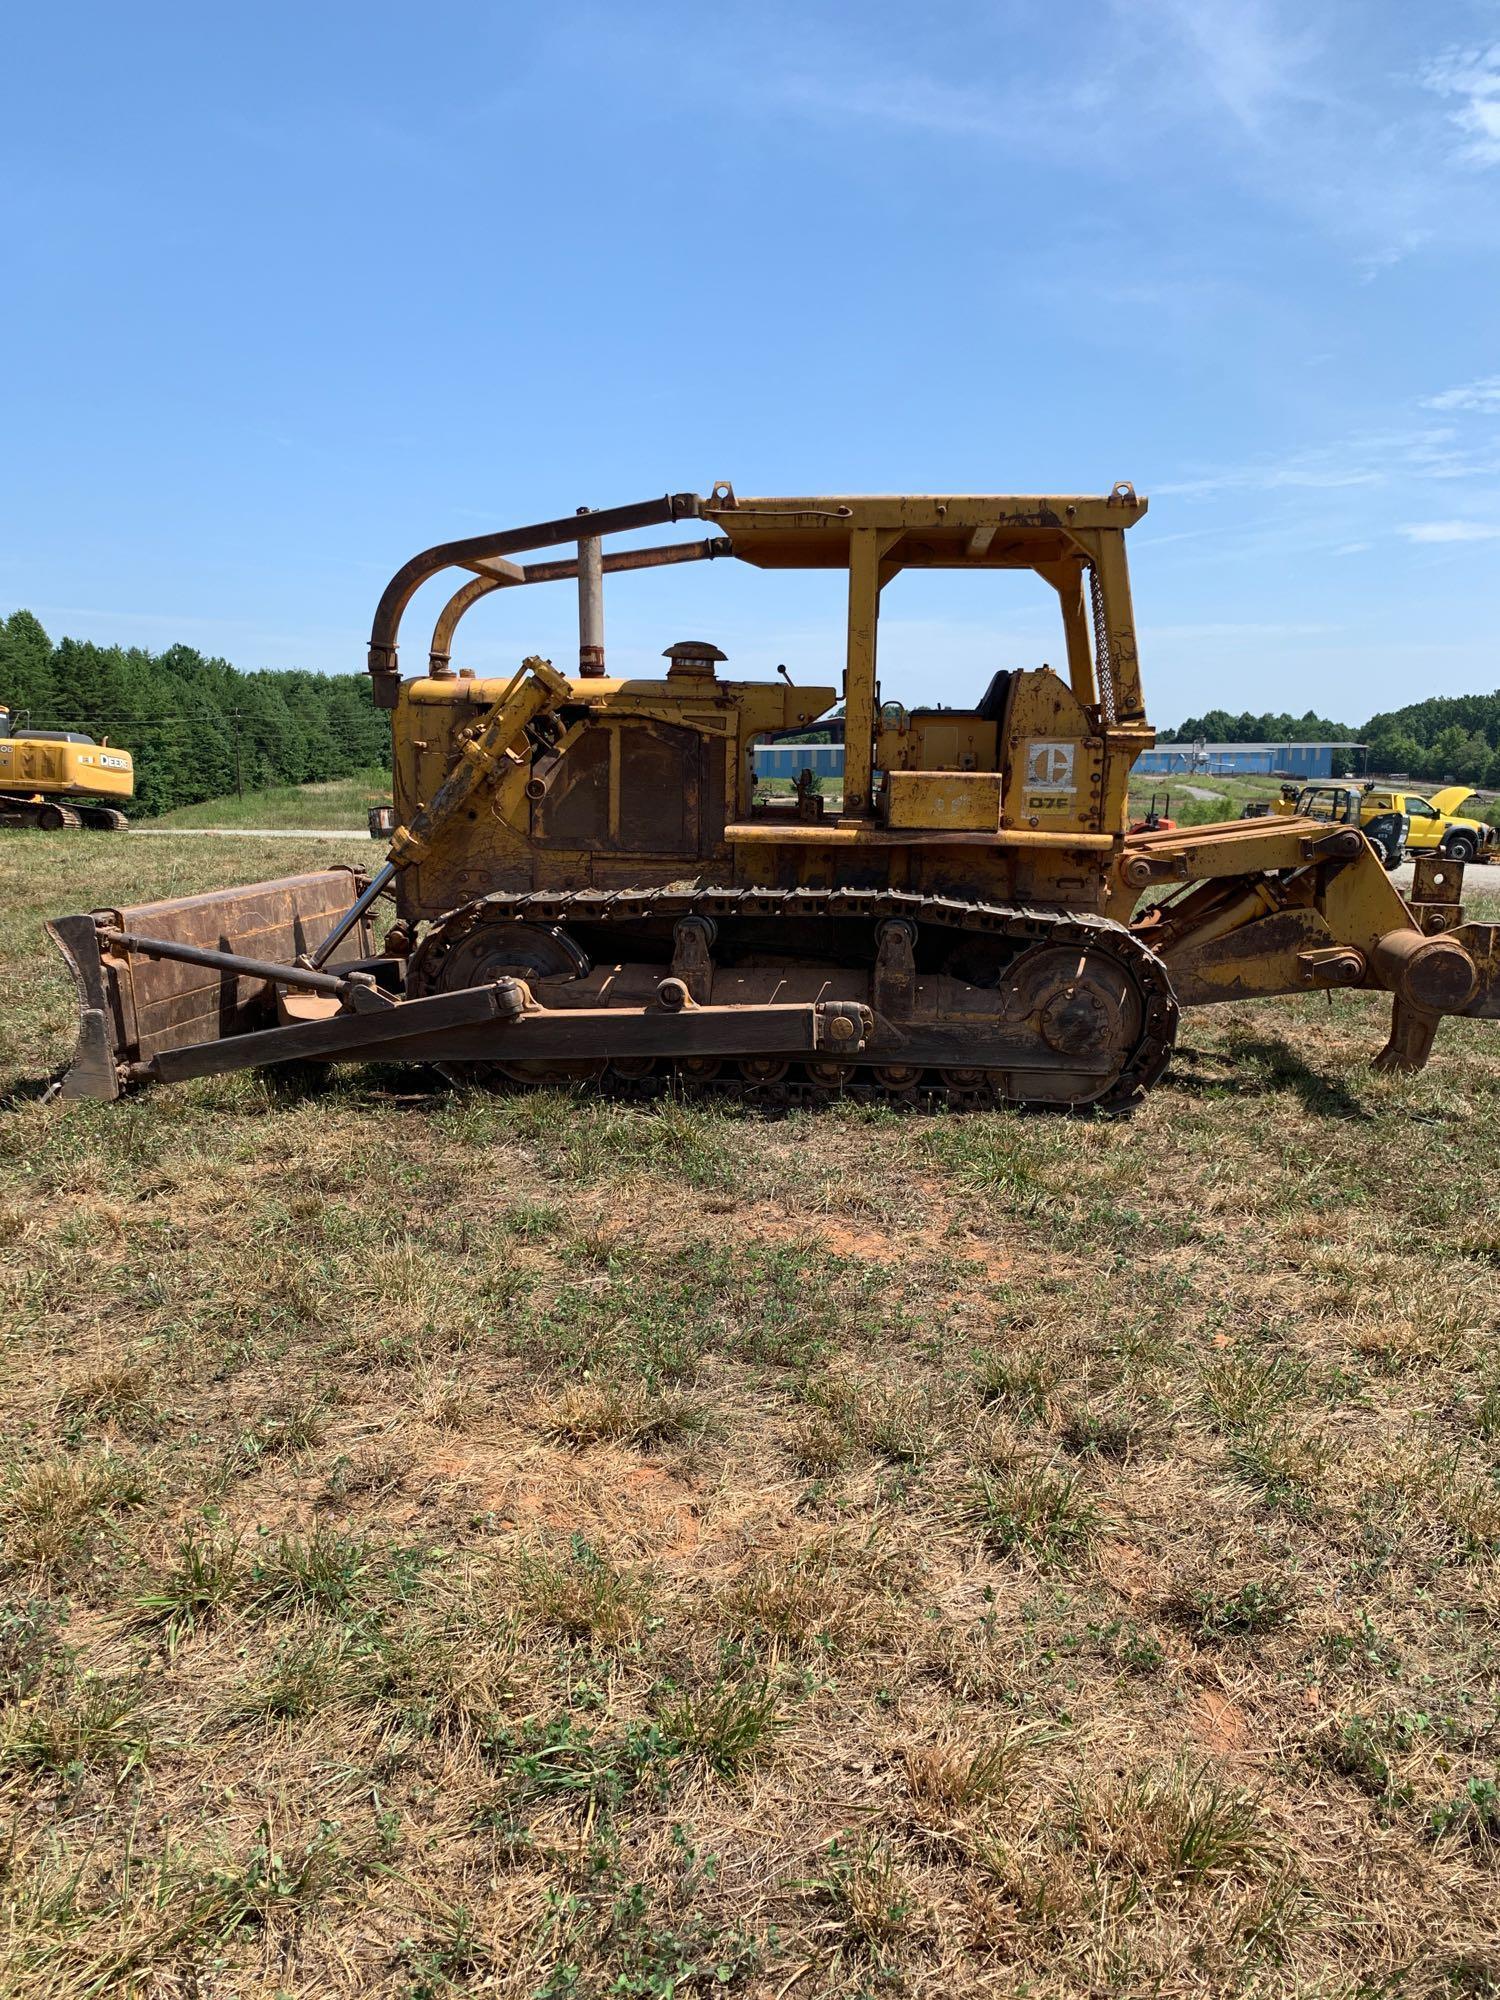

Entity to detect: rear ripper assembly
[48,485,1500,1106]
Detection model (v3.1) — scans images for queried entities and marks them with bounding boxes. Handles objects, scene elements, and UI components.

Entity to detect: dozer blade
[46,867,880,1099]
[47,869,375,1101]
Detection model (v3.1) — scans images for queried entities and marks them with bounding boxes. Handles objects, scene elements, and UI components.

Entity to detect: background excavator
[46,484,1500,1107]
[1,706,133,830]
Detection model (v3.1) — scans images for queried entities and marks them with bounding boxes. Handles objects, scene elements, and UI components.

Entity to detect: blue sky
[3,1,1499,727]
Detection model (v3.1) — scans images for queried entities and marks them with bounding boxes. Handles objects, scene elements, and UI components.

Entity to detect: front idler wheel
[409,917,593,1093]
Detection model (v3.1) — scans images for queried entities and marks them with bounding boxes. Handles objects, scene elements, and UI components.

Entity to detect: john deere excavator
[47,484,1500,1106]
[1,707,133,830]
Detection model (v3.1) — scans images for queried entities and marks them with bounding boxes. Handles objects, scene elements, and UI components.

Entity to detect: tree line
[1157,708,1357,747]
[1159,695,1500,789]
[6,600,1497,805]
[0,610,390,818]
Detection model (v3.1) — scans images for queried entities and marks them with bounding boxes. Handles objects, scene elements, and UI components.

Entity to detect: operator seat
[909,670,1015,726]
[974,670,1013,723]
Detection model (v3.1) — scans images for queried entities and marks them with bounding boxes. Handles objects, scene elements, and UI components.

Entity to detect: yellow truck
[1269,781,1496,869]
[1269,782,1410,869]
[1362,786,1496,865]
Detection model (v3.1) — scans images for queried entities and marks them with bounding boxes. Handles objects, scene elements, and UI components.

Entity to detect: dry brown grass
[1,831,1499,1995]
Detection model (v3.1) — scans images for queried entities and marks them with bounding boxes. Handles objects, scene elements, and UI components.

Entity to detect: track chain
[408,883,1180,1113]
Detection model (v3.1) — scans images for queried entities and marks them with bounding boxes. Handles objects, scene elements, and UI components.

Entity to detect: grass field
[1127,771,1287,823]
[2,816,1500,1998]
[141,767,392,831]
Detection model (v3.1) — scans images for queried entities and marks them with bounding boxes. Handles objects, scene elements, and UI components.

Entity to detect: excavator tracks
[407,884,1180,1114]
[0,797,127,831]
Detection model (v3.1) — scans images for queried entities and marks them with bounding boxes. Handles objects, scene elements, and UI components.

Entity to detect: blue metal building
[754,739,1352,784]
[752,742,845,782]
[1133,742,1350,779]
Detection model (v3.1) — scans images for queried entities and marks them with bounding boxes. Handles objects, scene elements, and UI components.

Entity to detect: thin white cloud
[1129,0,1326,140]
[1398,521,1500,544]
[1420,42,1500,166]
[753,6,1495,271]
[1423,375,1500,414]
[1159,424,1500,502]
[1146,620,1331,638]
[1159,464,1383,500]
[771,65,1109,150]
[770,4,1320,155]
[774,71,994,140]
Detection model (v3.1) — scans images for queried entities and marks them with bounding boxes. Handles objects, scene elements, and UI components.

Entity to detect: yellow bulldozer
[47,484,1500,1106]
[1,707,133,831]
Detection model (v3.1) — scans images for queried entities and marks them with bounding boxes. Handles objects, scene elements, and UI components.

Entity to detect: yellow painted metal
[876,714,997,772]
[1069,526,1145,722]
[0,733,134,802]
[723,821,1117,850]
[883,770,1002,831]
[705,489,1147,832]
[1428,786,1482,817]
[381,490,1410,972]
[365,485,1497,1069]
[391,665,838,919]
[1117,808,1492,1030]
[840,526,901,817]
[705,490,1149,564]
[1000,670,1104,831]
[1111,816,1397,895]
[1037,560,1097,709]
[388,656,570,867]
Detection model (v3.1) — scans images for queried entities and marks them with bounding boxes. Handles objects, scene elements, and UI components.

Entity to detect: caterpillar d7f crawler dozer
[47,484,1500,1108]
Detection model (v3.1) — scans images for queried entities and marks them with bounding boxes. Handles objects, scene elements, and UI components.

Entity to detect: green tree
[0,610,56,719]
[2,608,393,816]
[1367,730,1423,776]
[1428,724,1468,781]
[1458,732,1491,784]
[1159,707,1358,745]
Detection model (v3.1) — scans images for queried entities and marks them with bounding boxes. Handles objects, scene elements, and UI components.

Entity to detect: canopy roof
[365,486,1150,739]
[706,489,1147,571]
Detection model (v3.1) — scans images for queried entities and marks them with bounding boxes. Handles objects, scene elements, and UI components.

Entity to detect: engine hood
[1428,786,1483,818]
